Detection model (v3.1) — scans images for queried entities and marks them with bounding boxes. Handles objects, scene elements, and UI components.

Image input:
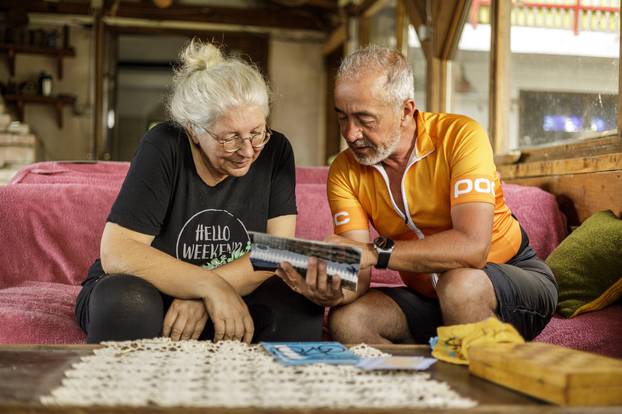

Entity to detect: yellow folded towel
[431,317,525,365]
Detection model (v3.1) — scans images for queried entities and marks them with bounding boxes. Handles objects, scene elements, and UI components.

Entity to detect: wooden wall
[497,136,622,227]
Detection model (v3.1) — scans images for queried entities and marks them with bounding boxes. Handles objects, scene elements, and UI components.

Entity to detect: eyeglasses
[198,126,272,153]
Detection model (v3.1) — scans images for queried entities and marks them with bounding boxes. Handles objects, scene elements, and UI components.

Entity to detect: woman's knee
[87,274,164,343]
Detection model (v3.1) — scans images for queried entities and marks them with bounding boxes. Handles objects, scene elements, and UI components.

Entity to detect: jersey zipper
[373,148,440,287]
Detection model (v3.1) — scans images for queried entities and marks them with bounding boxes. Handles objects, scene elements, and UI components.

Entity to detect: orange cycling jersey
[327,111,521,297]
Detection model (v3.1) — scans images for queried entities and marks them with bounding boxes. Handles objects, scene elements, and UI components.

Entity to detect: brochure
[261,342,361,366]
[248,231,361,291]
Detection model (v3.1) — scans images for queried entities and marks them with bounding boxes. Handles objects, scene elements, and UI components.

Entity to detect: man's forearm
[385,229,489,273]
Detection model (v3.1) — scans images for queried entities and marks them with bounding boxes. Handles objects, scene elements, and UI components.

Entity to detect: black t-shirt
[85,122,297,282]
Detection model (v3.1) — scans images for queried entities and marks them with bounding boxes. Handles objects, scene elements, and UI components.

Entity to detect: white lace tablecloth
[41,338,476,409]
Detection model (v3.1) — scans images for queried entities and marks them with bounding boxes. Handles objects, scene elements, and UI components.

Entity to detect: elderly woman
[75,39,322,344]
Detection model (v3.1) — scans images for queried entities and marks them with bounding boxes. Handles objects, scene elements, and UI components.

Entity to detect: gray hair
[168,39,270,133]
[337,45,414,111]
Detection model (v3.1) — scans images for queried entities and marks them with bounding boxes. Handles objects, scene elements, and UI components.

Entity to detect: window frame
[352,0,621,162]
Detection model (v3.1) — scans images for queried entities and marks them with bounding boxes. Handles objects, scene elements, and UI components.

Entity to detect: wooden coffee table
[0,344,619,413]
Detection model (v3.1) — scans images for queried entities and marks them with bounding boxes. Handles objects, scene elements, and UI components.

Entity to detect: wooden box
[469,342,622,406]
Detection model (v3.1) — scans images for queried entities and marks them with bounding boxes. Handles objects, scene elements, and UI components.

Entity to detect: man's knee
[328,290,407,343]
[87,274,163,343]
[436,268,496,324]
[328,299,375,342]
[436,268,494,304]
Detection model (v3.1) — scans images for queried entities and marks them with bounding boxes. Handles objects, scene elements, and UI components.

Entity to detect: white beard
[349,126,401,166]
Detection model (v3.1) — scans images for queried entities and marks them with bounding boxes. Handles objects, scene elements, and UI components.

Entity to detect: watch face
[374,236,394,250]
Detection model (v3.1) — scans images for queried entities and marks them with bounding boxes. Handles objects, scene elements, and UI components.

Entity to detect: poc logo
[334,211,351,226]
[454,178,495,198]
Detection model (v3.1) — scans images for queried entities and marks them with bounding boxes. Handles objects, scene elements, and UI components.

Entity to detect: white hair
[168,39,270,132]
[337,45,414,112]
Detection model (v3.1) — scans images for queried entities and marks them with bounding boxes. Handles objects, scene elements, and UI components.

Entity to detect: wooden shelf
[3,94,76,129]
[0,43,75,79]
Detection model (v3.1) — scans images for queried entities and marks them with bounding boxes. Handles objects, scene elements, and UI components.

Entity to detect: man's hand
[324,234,377,270]
[163,298,209,341]
[276,257,345,307]
[202,276,254,343]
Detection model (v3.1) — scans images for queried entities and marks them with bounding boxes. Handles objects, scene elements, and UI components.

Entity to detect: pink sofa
[1,161,621,357]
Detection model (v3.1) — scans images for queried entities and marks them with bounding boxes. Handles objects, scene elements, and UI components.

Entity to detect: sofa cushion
[0,184,120,288]
[10,161,129,186]
[534,303,622,358]
[501,183,567,259]
[295,183,333,241]
[0,281,86,344]
[296,166,329,185]
[545,210,622,318]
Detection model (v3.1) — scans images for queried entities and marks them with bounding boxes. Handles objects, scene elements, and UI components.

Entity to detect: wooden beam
[497,153,622,180]
[358,11,370,47]
[519,134,622,163]
[1,0,331,31]
[431,1,451,58]
[489,0,511,154]
[353,0,390,17]
[505,171,622,226]
[323,24,346,56]
[494,150,522,166]
[306,0,341,9]
[0,0,90,15]
[114,2,330,31]
[395,0,407,54]
[618,8,622,137]
[427,56,448,113]
[404,0,430,61]
[440,0,471,61]
[405,0,468,112]
[403,0,442,111]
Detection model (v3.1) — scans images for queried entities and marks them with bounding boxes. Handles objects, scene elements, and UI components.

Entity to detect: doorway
[107,30,269,161]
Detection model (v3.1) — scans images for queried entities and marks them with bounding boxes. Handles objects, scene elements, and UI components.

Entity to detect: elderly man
[277,45,558,344]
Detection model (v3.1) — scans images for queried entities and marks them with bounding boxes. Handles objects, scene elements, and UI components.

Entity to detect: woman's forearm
[210,256,274,296]
[102,233,270,297]
[101,236,221,299]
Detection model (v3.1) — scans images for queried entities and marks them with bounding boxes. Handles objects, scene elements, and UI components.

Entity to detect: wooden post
[396,0,407,55]
[440,0,471,62]
[618,6,622,138]
[489,0,511,154]
[427,56,447,113]
[92,8,104,160]
[358,13,369,47]
[323,24,346,57]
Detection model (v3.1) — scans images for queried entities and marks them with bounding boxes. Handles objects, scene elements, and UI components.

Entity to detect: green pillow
[545,210,622,318]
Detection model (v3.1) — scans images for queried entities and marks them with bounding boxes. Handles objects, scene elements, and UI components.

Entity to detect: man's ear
[401,99,417,124]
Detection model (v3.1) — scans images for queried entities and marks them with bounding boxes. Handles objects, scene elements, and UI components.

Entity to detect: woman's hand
[202,276,254,343]
[276,257,345,307]
[163,299,209,341]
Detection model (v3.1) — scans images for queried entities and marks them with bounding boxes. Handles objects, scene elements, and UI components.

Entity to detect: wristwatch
[372,236,395,269]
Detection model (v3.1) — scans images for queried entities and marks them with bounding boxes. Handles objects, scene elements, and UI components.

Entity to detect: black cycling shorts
[378,227,558,342]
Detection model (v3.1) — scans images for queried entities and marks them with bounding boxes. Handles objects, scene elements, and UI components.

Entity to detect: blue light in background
[543,115,583,132]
